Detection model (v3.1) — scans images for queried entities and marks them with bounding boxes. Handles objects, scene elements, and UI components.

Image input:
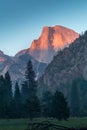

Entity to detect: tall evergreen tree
[14,82,21,103]
[21,81,29,102]
[25,60,37,99]
[4,72,13,118]
[14,82,22,118]
[22,60,41,119]
[42,91,53,117]
[0,75,6,118]
[70,79,80,117]
[52,90,69,120]
[0,75,5,101]
[25,95,41,119]
[5,71,12,102]
[0,73,13,118]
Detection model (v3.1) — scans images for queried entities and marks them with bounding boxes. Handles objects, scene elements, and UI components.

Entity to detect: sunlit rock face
[29,26,79,63]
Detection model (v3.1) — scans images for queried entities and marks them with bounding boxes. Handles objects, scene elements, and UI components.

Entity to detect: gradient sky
[0,0,87,56]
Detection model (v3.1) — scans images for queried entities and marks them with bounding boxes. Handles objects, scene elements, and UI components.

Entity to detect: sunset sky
[0,0,87,56]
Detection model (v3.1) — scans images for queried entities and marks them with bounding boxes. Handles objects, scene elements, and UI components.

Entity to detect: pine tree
[22,60,41,119]
[14,82,22,118]
[14,82,21,103]
[25,96,41,118]
[5,71,12,102]
[70,79,80,117]
[0,73,13,118]
[25,60,37,99]
[0,75,5,101]
[0,75,6,118]
[42,91,53,117]
[21,81,29,102]
[4,72,13,118]
[52,90,69,120]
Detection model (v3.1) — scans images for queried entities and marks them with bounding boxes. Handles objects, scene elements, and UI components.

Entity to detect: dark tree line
[41,90,69,120]
[0,60,70,120]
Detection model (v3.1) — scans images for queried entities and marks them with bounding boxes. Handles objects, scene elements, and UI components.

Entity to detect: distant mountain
[0,51,14,76]
[0,51,47,84]
[38,31,87,99]
[29,25,79,63]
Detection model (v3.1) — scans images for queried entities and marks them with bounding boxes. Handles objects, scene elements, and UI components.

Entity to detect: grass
[0,117,87,130]
[0,119,29,130]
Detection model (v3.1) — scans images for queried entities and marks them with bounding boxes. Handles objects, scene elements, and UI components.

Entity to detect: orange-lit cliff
[29,25,79,63]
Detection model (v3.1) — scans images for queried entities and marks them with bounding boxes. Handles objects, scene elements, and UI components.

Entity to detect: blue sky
[0,0,87,56]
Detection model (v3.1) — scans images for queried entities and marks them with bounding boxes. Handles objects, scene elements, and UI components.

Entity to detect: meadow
[0,118,87,130]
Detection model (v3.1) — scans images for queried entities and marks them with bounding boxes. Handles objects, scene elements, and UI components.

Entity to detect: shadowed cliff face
[38,31,87,99]
[29,26,79,63]
[0,51,47,84]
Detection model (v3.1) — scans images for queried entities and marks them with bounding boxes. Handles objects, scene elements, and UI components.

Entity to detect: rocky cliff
[29,25,79,63]
[38,31,87,98]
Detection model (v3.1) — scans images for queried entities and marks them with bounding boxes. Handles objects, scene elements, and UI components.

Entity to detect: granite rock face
[29,26,79,63]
